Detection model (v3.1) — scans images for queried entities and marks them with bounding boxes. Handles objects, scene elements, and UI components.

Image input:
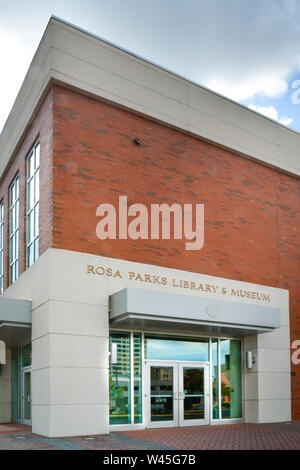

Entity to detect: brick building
[0,16,299,437]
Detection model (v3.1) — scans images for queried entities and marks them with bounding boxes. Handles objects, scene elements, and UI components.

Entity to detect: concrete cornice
[0,16,299,180]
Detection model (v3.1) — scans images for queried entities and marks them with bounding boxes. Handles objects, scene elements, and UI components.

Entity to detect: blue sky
[0,0,299,133]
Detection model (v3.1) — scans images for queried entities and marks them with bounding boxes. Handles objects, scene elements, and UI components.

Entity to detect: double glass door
[146,361,209,428]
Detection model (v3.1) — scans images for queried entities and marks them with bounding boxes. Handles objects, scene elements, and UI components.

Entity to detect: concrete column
[31,300,109,437]
[244,289,291,423]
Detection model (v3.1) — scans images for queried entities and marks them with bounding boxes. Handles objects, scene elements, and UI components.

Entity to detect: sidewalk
[0,422,299,450]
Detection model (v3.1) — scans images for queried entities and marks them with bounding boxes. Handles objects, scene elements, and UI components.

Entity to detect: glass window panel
[29,153,34,179]
[23,371,31,420]
[150,366,174,422]
[22,344,32,368]
[15,177,19,200]
[183,367,205,421]
[10,185,14,205]
[29,179,34,210]
[133,333,142,424]
[34,238,39,261]
[27,244,34,267]
[27,211,34,245]
[34,170,39,204]
[15,259,18,281]
[212,339,219,419]
[35,143,40,168]
[15,230,19,260]
[10,265,14,284]
[27,211,32,243]
[109,332,131,425]
[34,204,39,238]
[145,335,209,362]
[15,201,19,231]
[9,237,13,264]
[10,206,14,234]
[221,339,242,419]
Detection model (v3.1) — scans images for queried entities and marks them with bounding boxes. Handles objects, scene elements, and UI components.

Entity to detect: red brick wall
[52,85,300,419]
[0,90,53,289]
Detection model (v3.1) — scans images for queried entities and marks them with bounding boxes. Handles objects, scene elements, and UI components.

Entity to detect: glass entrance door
[178,363,209,426]
[146,362,178,428]
[146,361,209,428]
[22,369,31,425]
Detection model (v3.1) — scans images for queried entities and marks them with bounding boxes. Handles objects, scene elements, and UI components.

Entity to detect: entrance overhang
[110,288,280,337]
[0,297,32,348]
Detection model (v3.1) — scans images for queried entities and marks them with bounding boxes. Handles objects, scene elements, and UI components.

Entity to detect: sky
[0,0,299,133]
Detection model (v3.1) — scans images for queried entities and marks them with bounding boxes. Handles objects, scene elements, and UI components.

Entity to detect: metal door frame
[178,362,210,426]
[145,360,210,428]
[21,366,31,426]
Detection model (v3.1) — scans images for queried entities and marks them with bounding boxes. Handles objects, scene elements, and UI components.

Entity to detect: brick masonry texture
[0,90,53,289]
[0,84,299,419]
[0,422,299,450]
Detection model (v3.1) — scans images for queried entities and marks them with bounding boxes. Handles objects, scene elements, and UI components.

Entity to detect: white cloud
[208,75,288,102]
[248,104,293,126]
[279,116,293,126]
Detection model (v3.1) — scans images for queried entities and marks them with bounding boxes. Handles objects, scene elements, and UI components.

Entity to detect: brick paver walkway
[0,422,299,450]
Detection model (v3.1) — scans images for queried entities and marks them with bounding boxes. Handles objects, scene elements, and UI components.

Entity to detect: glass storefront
[109,332,243,427]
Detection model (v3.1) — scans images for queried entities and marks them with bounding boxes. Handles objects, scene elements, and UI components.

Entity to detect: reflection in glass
[145,335,209,362]
[109,333,131,424]
[221,339,242,419]
[212,339,219,419]
[21,344,32,368]
[183,367,205,420]
[134,333,142,423]
[24,372,31,420]
[150,367,173,421]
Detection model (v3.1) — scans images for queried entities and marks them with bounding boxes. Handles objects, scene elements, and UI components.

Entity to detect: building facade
[0,17,299,437]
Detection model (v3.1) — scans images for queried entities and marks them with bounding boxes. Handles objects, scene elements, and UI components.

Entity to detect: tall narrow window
[9,175,19,284]
[26,141,40,267]
[109,332,131,425]
[220,339,242,419]
[0,201,4,293]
